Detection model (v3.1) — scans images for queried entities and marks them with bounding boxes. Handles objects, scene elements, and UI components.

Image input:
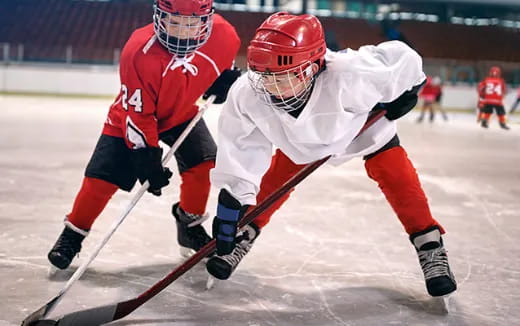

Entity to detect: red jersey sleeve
[477,81,485,97]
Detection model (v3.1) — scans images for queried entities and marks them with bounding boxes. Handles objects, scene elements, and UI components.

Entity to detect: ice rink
[1,95,520,326]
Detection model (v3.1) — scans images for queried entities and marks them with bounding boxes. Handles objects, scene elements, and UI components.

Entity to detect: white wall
[0,64,517,109]
[440,85,517,110]
[0,64,119,96]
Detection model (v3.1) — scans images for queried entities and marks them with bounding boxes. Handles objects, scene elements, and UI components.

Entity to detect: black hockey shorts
[85,118,217,192]
[363,134,400,161]
[482,104,505,115]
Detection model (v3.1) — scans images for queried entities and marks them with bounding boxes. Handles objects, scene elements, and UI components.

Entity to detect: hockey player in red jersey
[477,66,509,129]
[417,76,446,123]
[47,0,241,270]
[206,12,456,299]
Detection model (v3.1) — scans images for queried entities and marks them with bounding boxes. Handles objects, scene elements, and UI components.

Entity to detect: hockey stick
[20,95,217,326]
[26,109,386,326]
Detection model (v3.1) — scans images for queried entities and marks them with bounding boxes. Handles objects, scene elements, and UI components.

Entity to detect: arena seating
[0,0,518,64]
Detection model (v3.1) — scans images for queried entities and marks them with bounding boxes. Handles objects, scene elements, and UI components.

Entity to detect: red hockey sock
[251,150,306,228]
[67,177,118,230]
[364,146,445,235]
[498,115,507,124]
[482,113,492,122]
[179,160,214,215]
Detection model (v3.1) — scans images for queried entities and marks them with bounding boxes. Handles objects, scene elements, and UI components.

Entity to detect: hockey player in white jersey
[206,12,457,298]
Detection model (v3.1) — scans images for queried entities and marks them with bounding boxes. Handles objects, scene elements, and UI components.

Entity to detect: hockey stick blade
[30,109,386,325]
[28,303,117,326]
[21,96,217,326]
[47,242,216,325]
[21,296,60,326]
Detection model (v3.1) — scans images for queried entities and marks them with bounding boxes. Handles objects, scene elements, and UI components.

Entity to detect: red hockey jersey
[419,78,442,102]
[478,77,506,106]
[103,14,240,148]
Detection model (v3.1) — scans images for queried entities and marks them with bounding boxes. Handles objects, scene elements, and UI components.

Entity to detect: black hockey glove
[379,79,426,120]
[212,188,249,255]
[203,67,242,104]
[131,147,173,196]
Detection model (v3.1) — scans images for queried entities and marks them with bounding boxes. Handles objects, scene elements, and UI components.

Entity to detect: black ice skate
[410,226,457,297]
[499,122,510,130]
[481,119,489,128]
[172,202,212,258]
[206,223,260,280]
[47,223,88,270]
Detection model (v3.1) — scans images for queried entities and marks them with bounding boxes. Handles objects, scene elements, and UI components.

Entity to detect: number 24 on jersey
[121,84,143,112]
[485,82,502,96]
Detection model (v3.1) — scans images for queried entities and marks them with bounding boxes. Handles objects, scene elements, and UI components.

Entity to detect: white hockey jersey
[211,41,426,205]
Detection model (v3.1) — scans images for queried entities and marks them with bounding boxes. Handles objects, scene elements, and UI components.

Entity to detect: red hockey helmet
[156,0,212,15]
[153,0,214,56]
[247,12,326,112]
[489,66,501,78]
[247,12,326,73]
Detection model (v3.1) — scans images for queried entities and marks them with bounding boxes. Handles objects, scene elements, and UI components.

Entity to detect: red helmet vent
[278,55,293,66]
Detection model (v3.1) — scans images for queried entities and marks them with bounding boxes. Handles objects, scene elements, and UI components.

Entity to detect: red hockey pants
[67,161,214,230]
[251,147,444,235]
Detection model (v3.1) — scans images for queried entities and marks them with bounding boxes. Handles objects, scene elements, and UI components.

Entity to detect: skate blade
[206,275,218,291]
[179,247,209,264]
[179,246,196,259]
[47,265,71,281]
[435,294,453,314]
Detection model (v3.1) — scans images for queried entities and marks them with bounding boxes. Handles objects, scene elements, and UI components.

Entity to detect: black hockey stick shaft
[31,109,386,326]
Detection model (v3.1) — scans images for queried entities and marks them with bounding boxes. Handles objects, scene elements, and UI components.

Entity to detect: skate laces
[219,239,253,268]
[53,229,83,258]
[418,246,450,280]
[218,227,257,267]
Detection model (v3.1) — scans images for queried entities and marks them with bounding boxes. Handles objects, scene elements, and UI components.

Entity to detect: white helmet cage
[153,3,214,57]
[248,62,316,113]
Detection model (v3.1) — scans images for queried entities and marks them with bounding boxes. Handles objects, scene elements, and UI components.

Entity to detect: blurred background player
[417,76,446,123]
[477,66,509,130]
[509,86,520,114]
[47,0,241,270]
[207,12,457,299]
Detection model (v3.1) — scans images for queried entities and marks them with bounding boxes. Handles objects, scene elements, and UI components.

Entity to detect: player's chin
[269,93,293,101]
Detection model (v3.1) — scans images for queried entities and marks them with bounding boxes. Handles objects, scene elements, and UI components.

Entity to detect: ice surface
[1,95,520,325]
